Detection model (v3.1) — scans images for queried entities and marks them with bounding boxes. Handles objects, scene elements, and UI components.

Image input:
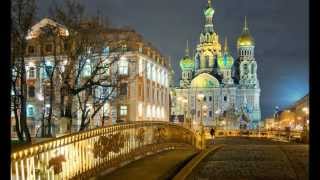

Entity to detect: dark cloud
[35,0,309,119]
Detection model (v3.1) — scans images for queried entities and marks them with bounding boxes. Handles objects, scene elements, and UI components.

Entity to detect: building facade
[11,18,170,138]
[171,0,261,129]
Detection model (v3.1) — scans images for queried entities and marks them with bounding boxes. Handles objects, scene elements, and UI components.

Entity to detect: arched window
[205,55,209,68]
[195,54,200,69]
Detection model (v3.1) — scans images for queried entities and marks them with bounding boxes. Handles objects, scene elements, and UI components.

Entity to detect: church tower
[217,37,234,86]
[237,17,259,88]
[195,0,222,75]
[236,17,261,128]
[179,40,194,88]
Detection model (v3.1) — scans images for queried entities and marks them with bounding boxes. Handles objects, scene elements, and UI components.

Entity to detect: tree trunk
[13,100,24,141]
[20,56,31,143]
[47,78,54,137]
[65,94,73,132]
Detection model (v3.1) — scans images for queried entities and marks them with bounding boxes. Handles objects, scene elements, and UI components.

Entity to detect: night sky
[36,0,309,119]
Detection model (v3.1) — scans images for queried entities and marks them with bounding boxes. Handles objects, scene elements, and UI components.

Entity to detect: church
[171,0,261,130]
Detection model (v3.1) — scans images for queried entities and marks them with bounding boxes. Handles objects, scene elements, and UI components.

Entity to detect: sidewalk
[95,149,197,180]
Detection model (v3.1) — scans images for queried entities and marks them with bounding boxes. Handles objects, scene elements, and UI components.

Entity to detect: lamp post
[197,93,205,149]
[215,109,220,129]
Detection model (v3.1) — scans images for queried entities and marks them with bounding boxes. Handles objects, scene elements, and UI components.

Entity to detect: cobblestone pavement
[187,137,308,180]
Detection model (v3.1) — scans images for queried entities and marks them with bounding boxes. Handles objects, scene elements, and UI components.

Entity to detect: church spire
[224,37,228,52]
[243,16,249,32]
[185,40,190,57]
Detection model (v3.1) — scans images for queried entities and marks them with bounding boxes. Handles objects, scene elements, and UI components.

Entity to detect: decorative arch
[191,73,220,88]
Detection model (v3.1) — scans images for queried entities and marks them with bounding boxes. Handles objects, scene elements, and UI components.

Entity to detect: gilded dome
[180,56,194,70]
[237,32,255,47]
[237,16,255,47]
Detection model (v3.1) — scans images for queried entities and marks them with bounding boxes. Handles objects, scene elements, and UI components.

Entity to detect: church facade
[171,0,261,129]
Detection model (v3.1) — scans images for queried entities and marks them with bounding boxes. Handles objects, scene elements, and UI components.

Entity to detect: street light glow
[197,93,204,101]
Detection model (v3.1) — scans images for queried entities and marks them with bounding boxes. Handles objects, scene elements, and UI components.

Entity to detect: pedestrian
[210,128,215,144]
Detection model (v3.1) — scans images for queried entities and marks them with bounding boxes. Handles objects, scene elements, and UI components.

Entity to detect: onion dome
[180,40,195,70]
[237,16,255,47]
[204,0,214,17]
[218,37,234,69]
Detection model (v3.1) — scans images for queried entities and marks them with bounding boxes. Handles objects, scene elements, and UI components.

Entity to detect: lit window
[103,103,110,114]
[120,105,127,116]
[152,65,156,81]
[45,104,50,115]
[146,105,151,118]
[138,103,143,117]
[102,47,109,55]
[27,105,34,117]
[147,63,151,79]
[83,59,91,77]
[139,58,144,76]
[28,66,36,79]
[118,59,128,75]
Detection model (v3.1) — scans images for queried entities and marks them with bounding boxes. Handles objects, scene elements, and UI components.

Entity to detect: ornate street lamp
[197,93,206,149]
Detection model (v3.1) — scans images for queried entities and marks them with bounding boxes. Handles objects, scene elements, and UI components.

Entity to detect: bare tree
[11,0,37,143]
[49,0,123,132]
[37,24,63,137]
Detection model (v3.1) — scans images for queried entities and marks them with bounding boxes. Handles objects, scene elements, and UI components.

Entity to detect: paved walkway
[96,149,197,180]
[187,137,309,180]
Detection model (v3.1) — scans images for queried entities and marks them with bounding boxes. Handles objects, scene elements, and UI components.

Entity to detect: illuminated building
[171,0,261,129]
[275,94,309,131]
[11,18,170,138]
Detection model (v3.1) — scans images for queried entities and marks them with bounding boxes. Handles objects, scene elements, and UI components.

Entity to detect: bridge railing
[11,121,200,180]
[204,129,303,141]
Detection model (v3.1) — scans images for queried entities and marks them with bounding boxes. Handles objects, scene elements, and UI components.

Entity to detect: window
[28,86,35,97]
[120,105,127,116]
[197,111,200,117]
[152,65,156,81]
[29,67,36,79]
[45,44,52,53]
[209,111,212,117]
[120,83,127,96]
[138,103,143,117]
[63,42,68,51]
[102,47,109,55]
[138,84,142,97]
[28,46,35,54]
[118,60,128,75]
[27,105,34,117]
[205,55,209,67]
[45,104,50,115]
[209,96,212,101]
[224,96,227,102]
[203,96,207,101]
[147,63,151,79]
[83,59,91,77]
[139,58,144,76]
